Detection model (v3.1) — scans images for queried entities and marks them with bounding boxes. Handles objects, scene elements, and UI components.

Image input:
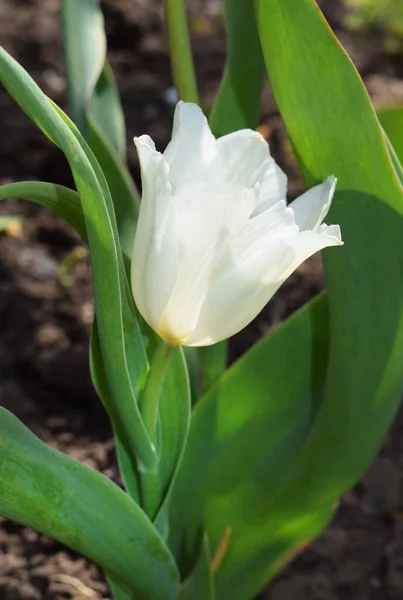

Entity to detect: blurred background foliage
[344,0,403,51]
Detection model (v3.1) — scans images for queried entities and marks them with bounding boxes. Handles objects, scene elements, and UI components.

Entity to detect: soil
[1,0,403,599]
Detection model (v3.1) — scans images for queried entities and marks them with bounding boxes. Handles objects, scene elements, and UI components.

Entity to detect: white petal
[231,200,298,265]
[185,243,294,346]
[131,136,179,332]
[163,101,217,188]
[290,176,337,231]
[157,182,257,344]
[255,157,288,215]
[215,129,287,213]
[185,201,298,346]
[215,129,269,184]
[186,221,343,346]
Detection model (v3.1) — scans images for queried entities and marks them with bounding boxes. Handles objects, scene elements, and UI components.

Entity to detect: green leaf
[61,0,105,137]
[377,105,403,163]
[87,72,139,262]
[384,132,403,186]
[179,535,215,600]
[61,4,143,507]
[168,295,330,598]
[184,345,227,400]
[106,573,136,600]
[0,407,179,599]
[0,181,86,241]
[256,0,403,496]
[61,0,139,261]
[169,4,403,591]
[90,62,126,161]
[209,0,264,137]
[0,47,156,474]
[158,347,191,499]
[377,106,403,184]
[164,0,199,103]
[90,318,141,503]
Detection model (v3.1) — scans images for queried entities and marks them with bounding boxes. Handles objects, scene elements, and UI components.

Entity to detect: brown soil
[1,1,403,599]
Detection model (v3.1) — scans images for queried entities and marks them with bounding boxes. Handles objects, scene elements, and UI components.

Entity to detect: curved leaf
[0,181,86,241]
[377,105,403,164]
[256,0,403,498]
[0,47,157,482]
[90,318,141,503]
[377,106,403,184]
[164,0,199,103]
[169,2,403,597]
[61,0,105,137]
[61,0,139,261]
[179,535,215,600]
[168,295,330,598]
[209,0,264,137]
[0,407,179,599]
[158,347,191,499]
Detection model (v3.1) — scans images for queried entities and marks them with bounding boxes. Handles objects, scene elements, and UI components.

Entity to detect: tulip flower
[131,102,343,347]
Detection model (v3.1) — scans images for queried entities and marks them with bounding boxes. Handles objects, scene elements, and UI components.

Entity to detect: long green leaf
[90,318,140,503]
[61,2,145,506]
[0,181,86,240]
[164,0,199,103]
[62,0,139,261]
[377,105,403,164]
[106,574,136,600]
[0,407,179,599]
[54,76,183,514]
[54,89,190,512]
[169,3,403,596]
[179,535,215,600]
[384,132,403,185]
[168,295,330,597]
[184,344,227,400]
[61,0,105,136]
[90,62,126,161]
[256,0,403,495]
[157,348,191,498]
[0,47,157,476]
[377,106,403,184]
[209,0,264,137]
[87,112,139,261]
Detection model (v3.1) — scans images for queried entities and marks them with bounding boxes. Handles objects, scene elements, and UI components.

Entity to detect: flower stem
[139,341,174,518]
[141,341,174,441]
[164,0,199,104]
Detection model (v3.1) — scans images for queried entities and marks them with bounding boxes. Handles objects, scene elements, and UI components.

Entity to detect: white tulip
[131,101,343,347]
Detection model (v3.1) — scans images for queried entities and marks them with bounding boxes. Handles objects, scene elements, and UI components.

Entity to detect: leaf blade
[0,46,155,476]
[209,0,264,137]
[0,407,179,599]
[0,181,86,240]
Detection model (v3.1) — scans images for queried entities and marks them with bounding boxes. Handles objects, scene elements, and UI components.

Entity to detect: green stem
[141,341,175,441]
[164,0,199,103]
[139,341,175,517]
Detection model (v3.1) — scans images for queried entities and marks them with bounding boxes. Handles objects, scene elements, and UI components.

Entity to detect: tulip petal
[215,130,287,214]
[157,182,257,344]
[231,200,299,265]
[186,222,342,346]
[290,176,337,231]
[163,102,217,188]
[131,136,179,332]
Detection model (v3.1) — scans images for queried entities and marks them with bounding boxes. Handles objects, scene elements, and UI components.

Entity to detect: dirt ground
[1,0,403,598]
